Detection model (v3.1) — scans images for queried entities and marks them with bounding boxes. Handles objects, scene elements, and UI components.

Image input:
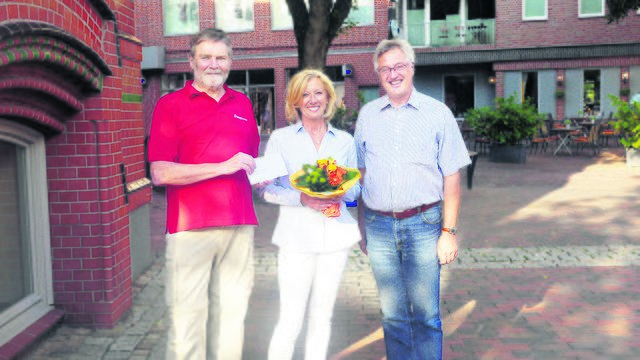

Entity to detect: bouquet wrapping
[290,158,360,217]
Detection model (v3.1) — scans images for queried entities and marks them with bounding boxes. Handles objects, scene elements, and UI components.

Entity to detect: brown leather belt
[370,201,440,220]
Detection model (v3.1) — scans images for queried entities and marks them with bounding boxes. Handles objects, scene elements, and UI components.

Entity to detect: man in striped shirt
[354,39,471,360]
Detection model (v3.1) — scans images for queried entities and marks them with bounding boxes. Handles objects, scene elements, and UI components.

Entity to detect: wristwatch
[442,227,457,235]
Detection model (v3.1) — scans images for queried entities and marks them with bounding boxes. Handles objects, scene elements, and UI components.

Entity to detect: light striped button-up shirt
[354,89,471,212]
[259,122,361,253]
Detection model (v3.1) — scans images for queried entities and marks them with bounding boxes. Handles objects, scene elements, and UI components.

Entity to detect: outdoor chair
[573,123,601,156]
[473,135,490,155]
[600,122,620,147]
[530,124,550,154]
[460,120,475,148]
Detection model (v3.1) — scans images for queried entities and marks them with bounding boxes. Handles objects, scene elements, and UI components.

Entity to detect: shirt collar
[293,121,337,136]
[185,80,234,102]
[379,88,419,112]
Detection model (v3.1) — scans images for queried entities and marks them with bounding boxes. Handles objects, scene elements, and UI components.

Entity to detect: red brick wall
[1,0,148,327]
[496,0,640,48]
[4,0,106,58]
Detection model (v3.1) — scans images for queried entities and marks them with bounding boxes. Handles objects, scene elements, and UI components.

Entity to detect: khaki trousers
[165,225,254,360]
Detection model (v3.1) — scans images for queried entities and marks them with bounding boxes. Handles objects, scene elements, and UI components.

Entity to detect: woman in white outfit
[258,69,361,360]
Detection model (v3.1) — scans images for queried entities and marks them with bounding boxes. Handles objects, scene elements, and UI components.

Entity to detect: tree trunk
[287,0,353,70]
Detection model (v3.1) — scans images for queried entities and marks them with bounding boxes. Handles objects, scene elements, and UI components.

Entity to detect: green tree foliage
[606,0,640,23]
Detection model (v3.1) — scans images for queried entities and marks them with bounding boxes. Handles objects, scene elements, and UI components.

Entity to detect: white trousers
[268,248,350,360]
[164,226,254,360]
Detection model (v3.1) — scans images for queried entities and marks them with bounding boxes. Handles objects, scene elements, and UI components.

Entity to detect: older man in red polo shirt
[148,28,259,360]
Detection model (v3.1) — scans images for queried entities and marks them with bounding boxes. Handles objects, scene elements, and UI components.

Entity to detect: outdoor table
[551,126,581,156]
[577,121,596,133]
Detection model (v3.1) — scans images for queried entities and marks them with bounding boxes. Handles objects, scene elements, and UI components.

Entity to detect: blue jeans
[364,206,443,360]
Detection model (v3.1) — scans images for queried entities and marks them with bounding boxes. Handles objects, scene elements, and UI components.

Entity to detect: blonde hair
[285,69,337,123]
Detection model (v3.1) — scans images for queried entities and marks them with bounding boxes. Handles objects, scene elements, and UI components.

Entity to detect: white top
[259,122,361,253]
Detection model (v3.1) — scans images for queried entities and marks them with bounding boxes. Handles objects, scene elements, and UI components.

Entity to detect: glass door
[584,70,601,115]
[444,75,475,118]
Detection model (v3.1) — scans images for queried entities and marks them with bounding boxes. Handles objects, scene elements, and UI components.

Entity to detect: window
[0,120,53,347]
[271,0,294,30]
[227,70,276,133]
[523,0,547,20]
[161,73,193,96]
[163,0,200,36]
[347,0,375,26]
[579,0,604,17]
[271,0,374,30]
[359,86,380,105]
[216,0,254,32]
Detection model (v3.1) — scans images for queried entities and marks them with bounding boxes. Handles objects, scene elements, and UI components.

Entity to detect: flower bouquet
[290,158,360,217]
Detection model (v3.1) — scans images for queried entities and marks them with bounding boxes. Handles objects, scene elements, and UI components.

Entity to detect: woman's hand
[300,193,343,212]
[253,179,274,189]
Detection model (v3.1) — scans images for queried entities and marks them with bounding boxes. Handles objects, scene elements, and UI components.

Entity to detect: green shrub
[465,94,545,146]
[609,95,640,149]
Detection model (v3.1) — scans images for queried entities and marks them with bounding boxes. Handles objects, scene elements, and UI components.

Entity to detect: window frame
[215,0,256,33]
[161,73,193,97]
[162,0,200,36]
[0,119,53,347]
[522,0,548,21]
[578,0,605,18]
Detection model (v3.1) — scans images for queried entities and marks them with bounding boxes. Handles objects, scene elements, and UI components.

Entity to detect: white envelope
[248,153,288,185]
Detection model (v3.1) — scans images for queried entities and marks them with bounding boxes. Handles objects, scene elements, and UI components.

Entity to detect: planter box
[489,144,527,163]
[627,148,640,167]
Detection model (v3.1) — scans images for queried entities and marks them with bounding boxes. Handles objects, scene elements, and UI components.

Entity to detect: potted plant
[609,95,640,167]
[564,119,572,128]
[466,94,545,163]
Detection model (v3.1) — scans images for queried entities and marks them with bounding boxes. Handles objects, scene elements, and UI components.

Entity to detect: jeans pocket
[419,206,442,225]
[364,211,377,224]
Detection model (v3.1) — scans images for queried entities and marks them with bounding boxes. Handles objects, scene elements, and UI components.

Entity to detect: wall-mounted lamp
[556,74,564,87]
[622,71,629,85]
[488,76,496,84]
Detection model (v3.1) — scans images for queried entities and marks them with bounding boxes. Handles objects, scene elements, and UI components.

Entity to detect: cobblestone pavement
[22,147,640,360]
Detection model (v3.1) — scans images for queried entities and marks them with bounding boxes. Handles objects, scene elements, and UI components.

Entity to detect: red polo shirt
[148,81,259,233]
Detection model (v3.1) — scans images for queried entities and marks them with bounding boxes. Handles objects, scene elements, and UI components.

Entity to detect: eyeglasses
[377,62,412,76]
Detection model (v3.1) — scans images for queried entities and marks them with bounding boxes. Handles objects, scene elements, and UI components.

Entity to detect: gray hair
[373,39,415,71]
[189,28,232,57]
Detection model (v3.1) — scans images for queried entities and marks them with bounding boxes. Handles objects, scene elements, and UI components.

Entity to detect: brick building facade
[137,1,640,143]
[1,0,639,357]
[0,0,150,357]
[136,0,390,138]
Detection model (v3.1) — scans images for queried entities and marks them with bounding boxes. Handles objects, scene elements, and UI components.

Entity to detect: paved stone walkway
[21,147,640,359]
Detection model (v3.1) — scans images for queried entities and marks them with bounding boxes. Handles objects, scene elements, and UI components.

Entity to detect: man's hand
[223,152,256,175]
[358,238,368,255]
[437,232,458,265]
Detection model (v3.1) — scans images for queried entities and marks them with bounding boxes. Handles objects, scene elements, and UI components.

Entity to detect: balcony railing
[406,12,495,48]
